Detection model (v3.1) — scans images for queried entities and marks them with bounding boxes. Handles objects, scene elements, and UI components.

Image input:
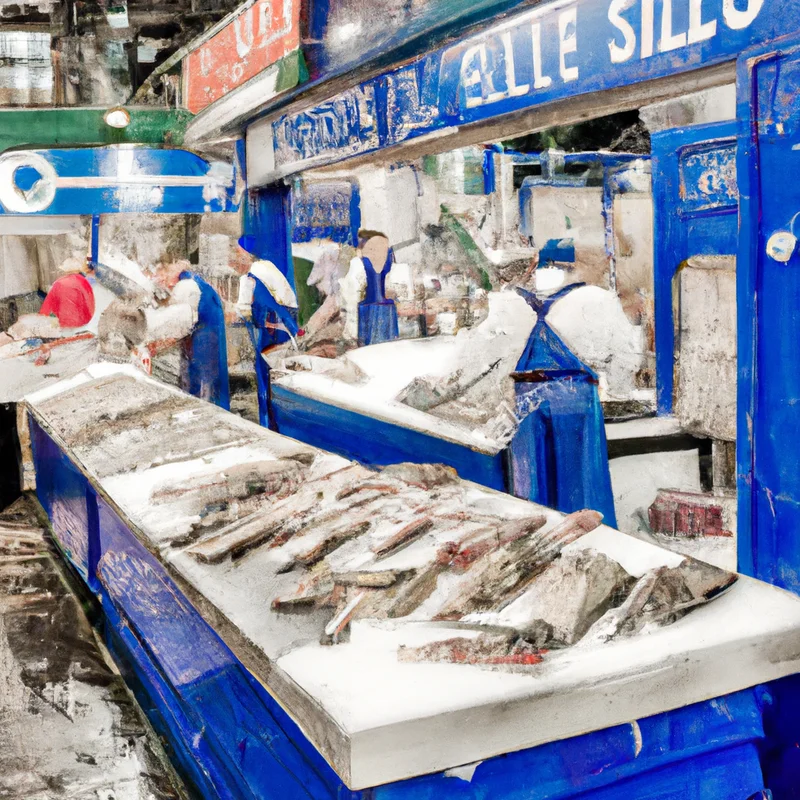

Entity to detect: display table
[25,364,800,798]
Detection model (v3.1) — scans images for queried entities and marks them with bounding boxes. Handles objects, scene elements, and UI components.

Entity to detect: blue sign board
[292,178,361,244]
[0,146,238,215]
[257,0,794,179]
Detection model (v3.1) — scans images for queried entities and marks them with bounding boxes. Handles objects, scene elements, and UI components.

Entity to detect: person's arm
[258,289,300,337]
[144,279,200,351]
[236,274,255,319]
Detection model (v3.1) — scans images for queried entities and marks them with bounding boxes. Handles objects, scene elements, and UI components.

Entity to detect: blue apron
[509,283,617,527]
[177,271,230,410]
[247,272,299,431]
[358,252,399,347]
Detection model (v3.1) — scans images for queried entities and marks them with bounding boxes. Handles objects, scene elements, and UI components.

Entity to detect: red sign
[184,0,299,115]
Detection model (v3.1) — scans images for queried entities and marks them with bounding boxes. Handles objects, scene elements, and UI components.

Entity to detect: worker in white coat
[236,259,301,430]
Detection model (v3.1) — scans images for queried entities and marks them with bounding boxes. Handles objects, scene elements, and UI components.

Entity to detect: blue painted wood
[28,413,784,799]
[650,121,738,415]
[736,33,800,592]
[292,178,361,245]
[301,0,534,79]
[90,215,100,263]
[271,383,508,490]
[759,674,800,796]
[30,420,93,582]
[241,184,297,288]
[263,0,797,180]
[0,147,237,216]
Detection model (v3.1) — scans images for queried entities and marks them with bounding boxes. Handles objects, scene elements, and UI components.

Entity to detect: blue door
[738,34,800,592]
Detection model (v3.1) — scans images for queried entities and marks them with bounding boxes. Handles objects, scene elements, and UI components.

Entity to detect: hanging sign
[184,0,300,115]
[250,0,776,181]
[0,147,238,215]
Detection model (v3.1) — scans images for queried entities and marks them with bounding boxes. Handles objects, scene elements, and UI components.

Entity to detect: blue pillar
[240,184,296,291]
[90,214,100,265]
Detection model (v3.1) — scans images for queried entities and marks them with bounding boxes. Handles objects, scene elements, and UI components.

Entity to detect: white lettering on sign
[723,0,764,29]
[641,0,655,57]
[688,0,717,43]
[558,7,579,81]
[608,0,636,63]
[460,44,486,108]
[608,0,764,62]
[659,0,687,51]
[531,22,553,87]
[500,31,530,97]
[455,0,766,114]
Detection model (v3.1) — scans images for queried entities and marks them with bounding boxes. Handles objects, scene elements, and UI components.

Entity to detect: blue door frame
[651,121,739,415]
[736,32,800,591]
[240,182,297,288]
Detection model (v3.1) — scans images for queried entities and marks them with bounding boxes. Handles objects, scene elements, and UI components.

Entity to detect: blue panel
[736,35,800,593]
[0,147,237,216]
[265,0,799,178]
[650,121,738,414]
[302,0,533,80]
[241,184,296,288]
[272,384,507,490]
[292,179,361,245]
[373,688,769,798]
[760,674,800,795]
[90,215,100,264]
[679,142,738,214]
[30,419,92,581]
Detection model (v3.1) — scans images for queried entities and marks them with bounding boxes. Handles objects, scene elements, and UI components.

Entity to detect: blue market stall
[24,364,800,800]
[269,149,658,519]
[19,0,800,796]
[0,143,240,503]
[229,0,800,597]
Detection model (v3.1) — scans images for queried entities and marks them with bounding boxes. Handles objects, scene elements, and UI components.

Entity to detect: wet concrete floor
[0,494,188,800]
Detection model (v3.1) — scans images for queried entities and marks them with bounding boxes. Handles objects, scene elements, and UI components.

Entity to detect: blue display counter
[25,366,800,800]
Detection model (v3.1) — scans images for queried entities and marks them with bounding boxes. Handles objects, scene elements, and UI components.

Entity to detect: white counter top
[25,364,800,790]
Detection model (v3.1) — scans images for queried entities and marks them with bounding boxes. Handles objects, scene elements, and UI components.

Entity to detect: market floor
[0,494,187,800]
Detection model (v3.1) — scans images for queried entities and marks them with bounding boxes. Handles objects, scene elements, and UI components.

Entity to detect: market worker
[148,259,230,410]
[6,257,96,341]
[236,258,301,431]
[351,230,399,347]
[39,256,95,327]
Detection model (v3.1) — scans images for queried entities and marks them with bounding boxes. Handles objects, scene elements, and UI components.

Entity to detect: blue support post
[240,184,296,290]
[90,214,100,265]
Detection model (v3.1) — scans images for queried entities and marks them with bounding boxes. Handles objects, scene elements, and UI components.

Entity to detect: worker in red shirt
[5,256,97,341]
[38,257,95,328]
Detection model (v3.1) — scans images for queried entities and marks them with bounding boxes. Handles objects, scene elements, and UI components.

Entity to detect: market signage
[0,148,238,215]
[251,0,779,181]
[184,0,300,115]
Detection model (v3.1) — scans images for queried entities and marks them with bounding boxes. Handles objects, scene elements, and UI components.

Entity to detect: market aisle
[0,494,187,800]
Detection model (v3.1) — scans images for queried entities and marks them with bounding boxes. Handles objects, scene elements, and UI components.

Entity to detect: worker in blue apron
[356,230,399,347]
[236,260,300,430]
[509,283,617,526]
[175,269,231,410]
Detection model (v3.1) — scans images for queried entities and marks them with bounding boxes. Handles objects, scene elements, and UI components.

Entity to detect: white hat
[58,256,89,274]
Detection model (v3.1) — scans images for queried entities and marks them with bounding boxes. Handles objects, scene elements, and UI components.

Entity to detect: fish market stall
[25,363,800,797]
[0,144,240,405]
[271,289,687,534]
[0,144,240,500]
